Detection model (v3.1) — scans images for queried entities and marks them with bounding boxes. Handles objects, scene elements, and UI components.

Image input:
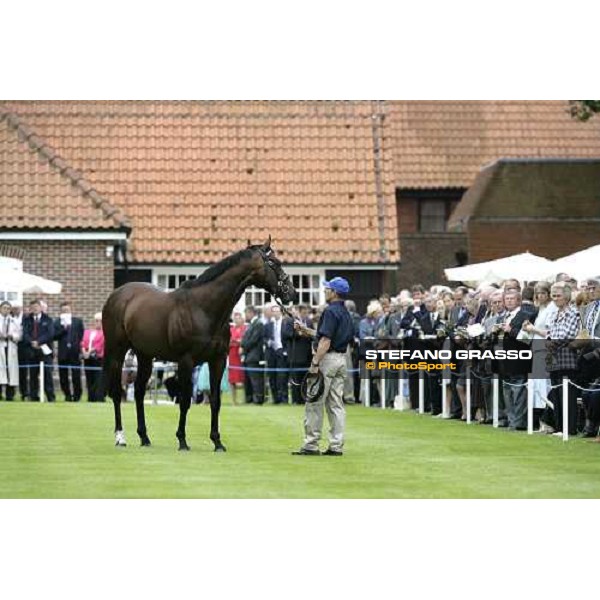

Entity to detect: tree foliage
[569,101,600,121]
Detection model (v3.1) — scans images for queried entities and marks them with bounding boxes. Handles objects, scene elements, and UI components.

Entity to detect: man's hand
[308,363,319,374]
[31,341,39,348]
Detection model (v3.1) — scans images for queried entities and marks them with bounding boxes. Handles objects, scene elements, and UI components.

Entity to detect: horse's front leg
[209,355,227,452]
[176,357,193,451]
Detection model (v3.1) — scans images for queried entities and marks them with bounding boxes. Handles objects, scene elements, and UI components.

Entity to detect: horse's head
[248,236,297,304]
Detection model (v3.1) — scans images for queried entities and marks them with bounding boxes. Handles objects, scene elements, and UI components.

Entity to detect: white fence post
[493,375,499,428]
[418,372,424,414]
[527,378,534,435]
[562,376,569,442]
[381,375,386,410]
[39,361,45,403]
[394,370,403,410]
[365,372,370,408]
[441,371,448,418]
[466,366,471,424]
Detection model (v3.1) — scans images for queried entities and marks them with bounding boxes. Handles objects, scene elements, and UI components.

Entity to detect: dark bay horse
[102,238,297,451]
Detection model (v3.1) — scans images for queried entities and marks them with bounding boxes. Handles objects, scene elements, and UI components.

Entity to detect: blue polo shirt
[316,300,354,352]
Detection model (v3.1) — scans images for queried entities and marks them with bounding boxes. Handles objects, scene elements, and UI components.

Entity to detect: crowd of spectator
[351,274,600,440]
[3,272,600,443]
[0,299,105,402]
[225,273,600,441]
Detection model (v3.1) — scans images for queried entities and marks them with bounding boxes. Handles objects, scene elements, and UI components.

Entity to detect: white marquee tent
[551,244,600,281]
[444,252,556,285]
[0,259,62,295]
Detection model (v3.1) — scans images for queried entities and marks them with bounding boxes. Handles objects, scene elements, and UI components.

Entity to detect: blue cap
[323,277,350,294]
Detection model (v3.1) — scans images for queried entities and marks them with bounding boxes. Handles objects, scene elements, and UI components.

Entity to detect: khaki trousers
[303,352,346,452]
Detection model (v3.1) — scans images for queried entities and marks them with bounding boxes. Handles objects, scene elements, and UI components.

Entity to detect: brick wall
[397,233,468,290]
[469,221,600,263]
[15,240,114,327]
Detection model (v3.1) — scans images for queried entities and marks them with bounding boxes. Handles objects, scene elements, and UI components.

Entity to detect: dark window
[419,200,447,232]
[397,188,466,234]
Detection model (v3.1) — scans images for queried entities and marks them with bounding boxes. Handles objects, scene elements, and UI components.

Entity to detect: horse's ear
[247,239,252,248]
[262,234,272,250]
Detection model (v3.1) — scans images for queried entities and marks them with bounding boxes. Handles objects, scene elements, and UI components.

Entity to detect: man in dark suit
[413,294,444,414]
[241,305,265,405]
[263,305,289,404]
[22,299,55,402]
[520,286,538,320]
[446,287,471,418]
[497,290,532,430]
[54,301,84,402]
[343,300,362,404]
[282,305,312,405]
[262,305,277,403]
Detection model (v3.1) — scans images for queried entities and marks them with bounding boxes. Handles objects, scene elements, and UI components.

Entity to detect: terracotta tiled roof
[388,100,600,188]
[0,101,397,264]
[3,101,600,265]
[0,109,131,231]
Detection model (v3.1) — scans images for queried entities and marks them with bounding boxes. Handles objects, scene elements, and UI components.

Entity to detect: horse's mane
[180,247,258,289]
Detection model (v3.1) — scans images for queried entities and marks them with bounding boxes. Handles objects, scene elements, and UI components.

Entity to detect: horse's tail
[101,286,131,401]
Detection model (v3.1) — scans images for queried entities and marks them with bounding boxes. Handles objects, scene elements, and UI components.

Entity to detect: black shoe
[291,448,321,456]
[581,430,597,438]
[322,448,343,456]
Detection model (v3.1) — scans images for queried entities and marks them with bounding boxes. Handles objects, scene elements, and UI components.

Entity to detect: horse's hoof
[115,441,127,447]
[115,431,127,447]
[140,439,152,447]
[214,445,227,453]
[178,443,191,451]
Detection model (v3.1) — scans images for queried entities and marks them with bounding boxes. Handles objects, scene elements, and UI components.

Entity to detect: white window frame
[0,290,22,305]
[151,265,325,312]
[152,266,209,291]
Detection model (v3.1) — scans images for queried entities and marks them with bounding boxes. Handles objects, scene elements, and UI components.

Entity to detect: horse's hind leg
[134,355,153,446]
[104,346,128,446]
[209,355,227,452]
[175,357,193,451]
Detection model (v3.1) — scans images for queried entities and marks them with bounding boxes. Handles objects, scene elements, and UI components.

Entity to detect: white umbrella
[551,245,600,281]
[0,267,62,294]
[445,252,555,285]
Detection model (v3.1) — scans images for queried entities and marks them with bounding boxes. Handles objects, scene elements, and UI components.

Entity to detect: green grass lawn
[1,395,600,498]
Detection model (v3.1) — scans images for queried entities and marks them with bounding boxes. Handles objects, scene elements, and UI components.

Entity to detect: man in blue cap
[292,277,355,456]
